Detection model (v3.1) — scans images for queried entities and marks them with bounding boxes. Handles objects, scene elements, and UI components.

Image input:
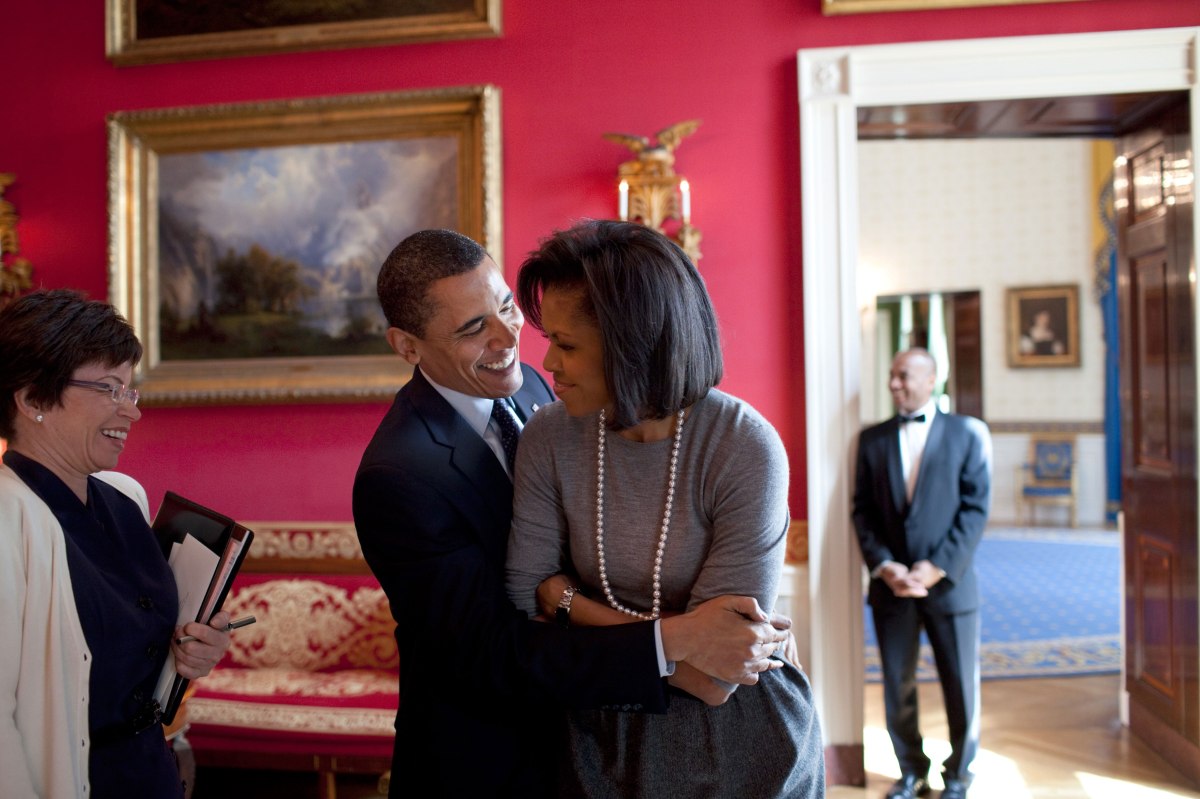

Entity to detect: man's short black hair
[517,220,722,430]
[377,229,489,337]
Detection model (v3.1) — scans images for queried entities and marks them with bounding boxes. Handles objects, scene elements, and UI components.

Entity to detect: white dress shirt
[425,373,523,479]
[899,399,938,502]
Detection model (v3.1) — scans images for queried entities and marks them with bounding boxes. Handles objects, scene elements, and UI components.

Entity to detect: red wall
[3,1,1196,521]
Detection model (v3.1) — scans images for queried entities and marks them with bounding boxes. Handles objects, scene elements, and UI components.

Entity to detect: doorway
[796,27,1200,785]
[870,290,982,421]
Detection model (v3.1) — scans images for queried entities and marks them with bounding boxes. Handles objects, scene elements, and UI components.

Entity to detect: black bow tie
[900,413,926,424]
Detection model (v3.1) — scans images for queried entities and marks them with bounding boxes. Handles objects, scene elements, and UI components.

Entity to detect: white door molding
[796,26,1199,754]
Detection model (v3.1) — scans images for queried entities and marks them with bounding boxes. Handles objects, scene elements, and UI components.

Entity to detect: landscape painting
[156,138,456,361]
[108,87,501,404]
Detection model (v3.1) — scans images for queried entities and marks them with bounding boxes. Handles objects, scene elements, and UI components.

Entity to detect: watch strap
[555,585,577,627]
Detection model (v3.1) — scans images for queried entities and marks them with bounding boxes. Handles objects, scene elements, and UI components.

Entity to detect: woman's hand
[782,630,799,667]
[536,573,575,619]
[669,662,737,706]
[171,610,232,680]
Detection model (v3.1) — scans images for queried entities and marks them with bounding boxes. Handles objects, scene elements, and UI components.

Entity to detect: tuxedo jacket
[353,364,666,796]
[851,411,992,615]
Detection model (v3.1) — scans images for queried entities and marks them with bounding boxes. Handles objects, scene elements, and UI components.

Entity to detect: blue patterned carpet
[864,526,1121,681]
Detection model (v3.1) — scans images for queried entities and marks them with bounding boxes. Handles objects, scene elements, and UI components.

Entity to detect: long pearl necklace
[595,407,685,620]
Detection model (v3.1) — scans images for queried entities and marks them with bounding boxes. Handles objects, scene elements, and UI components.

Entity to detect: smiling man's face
[889,350,936,415]
[391,257,525,399]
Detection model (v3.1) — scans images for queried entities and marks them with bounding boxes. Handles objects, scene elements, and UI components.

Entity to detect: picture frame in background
[107,0,501,66]
[822,0,1088,13]
[108,86,501,405]
[1006,284,1080,368]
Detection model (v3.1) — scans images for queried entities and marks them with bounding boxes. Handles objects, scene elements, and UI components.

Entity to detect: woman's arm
[537,575,737,705]
[673,406,791,698]
[536,575,637,627]
[0,502,40,797]
[684,411,791,615]
[506,414,573,615]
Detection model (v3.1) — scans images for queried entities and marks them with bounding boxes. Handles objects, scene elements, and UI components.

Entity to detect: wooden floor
[191,674,1198,798]
[830,673,1200,799]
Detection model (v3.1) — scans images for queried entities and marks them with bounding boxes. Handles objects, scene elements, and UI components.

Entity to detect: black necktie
[491,399,522,473]
[901,413,925,423]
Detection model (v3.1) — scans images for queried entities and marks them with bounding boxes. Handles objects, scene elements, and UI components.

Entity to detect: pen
[175,615,256,645]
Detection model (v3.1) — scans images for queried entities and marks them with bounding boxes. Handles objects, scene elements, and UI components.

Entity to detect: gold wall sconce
[604,120,702,262]
[1,173,34,310]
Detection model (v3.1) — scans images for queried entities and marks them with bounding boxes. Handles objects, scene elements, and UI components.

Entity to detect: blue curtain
[1097,178,1121,524]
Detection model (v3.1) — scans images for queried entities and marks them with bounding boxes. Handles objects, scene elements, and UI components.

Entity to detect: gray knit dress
[507,389,825,798]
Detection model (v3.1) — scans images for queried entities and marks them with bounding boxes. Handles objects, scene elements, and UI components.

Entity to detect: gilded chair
[1015,434,1078,528]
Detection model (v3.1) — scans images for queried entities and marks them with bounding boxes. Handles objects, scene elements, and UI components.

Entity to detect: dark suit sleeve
[527,366,553,399]
[930,417,992,584]
[353,458,667,712]
[852,429,895,571]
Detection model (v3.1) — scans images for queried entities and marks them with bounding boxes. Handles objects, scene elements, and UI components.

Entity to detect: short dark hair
[376,229,489,337]
[0,289,143,440]
[517,220,722,430]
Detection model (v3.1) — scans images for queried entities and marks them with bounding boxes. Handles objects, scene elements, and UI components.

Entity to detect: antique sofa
[183,524,398,799]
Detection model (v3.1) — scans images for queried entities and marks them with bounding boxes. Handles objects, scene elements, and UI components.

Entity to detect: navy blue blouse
[4,451,184,798]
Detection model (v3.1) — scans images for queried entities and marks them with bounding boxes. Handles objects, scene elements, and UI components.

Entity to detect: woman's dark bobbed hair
[516,220,722,430]
[0,289,142,439]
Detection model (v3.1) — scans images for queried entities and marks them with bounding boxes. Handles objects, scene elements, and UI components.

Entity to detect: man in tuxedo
[852,348,992,799]
[353,229,790,798]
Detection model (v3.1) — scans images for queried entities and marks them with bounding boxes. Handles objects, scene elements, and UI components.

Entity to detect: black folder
[151,491,254,725]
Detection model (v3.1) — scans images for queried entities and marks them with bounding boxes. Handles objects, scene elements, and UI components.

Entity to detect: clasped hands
[535,574,795,688]
[660,595,797,686]
[879,559,943,598]
[171,609,234,680]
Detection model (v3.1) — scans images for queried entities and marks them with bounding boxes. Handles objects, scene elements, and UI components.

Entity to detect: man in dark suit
[852,348,992,799]
[354,229,790,798]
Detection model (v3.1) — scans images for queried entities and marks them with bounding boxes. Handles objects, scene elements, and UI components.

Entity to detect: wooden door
[949,291,983,419]
[1116,95,1199,784]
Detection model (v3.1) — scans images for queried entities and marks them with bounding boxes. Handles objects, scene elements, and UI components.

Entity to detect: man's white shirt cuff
[653,620,675,676]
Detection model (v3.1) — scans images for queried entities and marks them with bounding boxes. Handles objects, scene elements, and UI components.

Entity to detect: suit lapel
[408,369,513,538]
[886,418,907,514]
[509,392,539,423]
[510,366,550,422]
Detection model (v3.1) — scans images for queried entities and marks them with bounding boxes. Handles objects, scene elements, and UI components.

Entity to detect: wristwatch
[555,585,577,627]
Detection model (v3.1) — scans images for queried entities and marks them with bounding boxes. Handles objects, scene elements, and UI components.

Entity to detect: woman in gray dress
[506,220,824,798]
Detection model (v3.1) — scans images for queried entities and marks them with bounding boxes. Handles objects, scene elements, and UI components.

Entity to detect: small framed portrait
[1006,284,1080,368]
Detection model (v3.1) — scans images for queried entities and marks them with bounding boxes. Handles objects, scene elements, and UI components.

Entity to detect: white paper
[153,533,219,708]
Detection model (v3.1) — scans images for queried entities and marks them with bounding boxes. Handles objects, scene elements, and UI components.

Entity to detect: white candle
[680,179,692,224]
[618,180,629,221]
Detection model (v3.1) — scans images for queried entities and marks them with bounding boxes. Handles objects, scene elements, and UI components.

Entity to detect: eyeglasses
[66,379,140,407]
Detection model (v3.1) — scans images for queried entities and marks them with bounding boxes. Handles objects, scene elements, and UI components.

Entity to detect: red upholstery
[187,573,398,757]
[184,526,397,794]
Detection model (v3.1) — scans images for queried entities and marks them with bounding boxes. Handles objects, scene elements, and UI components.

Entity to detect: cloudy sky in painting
[157,137,458,270]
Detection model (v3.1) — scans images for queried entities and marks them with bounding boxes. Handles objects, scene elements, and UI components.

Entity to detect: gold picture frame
[1006,284,1080,368]
[822,0,1088,13]
[107,0,501,66]
[108,86,501,406]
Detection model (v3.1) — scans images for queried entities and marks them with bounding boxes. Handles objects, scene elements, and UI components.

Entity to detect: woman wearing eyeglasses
[0,289,231,799]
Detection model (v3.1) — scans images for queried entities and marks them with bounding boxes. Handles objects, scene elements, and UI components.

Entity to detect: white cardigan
[0,465,150,799]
